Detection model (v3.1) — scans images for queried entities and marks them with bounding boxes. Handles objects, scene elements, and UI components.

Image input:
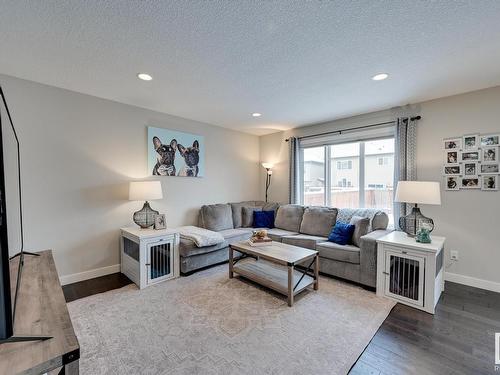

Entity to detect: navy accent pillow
[328,222,355,245]
[253,210,275,228]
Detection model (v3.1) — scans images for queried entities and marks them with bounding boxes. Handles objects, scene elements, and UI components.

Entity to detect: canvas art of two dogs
[152,136,200,177]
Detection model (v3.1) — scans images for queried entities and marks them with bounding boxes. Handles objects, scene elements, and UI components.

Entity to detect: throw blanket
[178,226,225,247]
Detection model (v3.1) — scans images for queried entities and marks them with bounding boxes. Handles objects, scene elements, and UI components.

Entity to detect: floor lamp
[262,163,273,202]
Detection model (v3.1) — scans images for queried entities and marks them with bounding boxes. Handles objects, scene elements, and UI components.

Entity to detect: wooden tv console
[0,250,80,374]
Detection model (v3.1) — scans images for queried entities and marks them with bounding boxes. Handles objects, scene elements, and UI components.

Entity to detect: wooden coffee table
[229,241,319,306]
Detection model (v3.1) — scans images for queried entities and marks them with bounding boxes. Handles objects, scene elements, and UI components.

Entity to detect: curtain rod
[285,116,421,142]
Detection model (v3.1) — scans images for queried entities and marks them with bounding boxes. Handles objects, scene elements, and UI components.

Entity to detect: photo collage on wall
[443,134,499,191]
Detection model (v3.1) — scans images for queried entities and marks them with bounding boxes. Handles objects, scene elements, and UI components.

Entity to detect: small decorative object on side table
[154,214,166,230]
[395,181,441,237]
[129,181,163,228]
[376,231,445,314]
[120,226,179,289]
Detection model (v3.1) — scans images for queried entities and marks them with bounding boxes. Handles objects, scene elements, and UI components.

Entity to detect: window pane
[364,138,395,224]
[330,143,360,208]
[303,147,325,206]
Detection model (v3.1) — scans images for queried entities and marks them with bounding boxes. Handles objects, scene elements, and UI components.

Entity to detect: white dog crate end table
[376,231,445,314]
[121,227,180,289]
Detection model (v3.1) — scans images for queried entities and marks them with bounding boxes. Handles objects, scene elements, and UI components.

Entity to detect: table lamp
[129,181,163,228]
[395,181,441,237]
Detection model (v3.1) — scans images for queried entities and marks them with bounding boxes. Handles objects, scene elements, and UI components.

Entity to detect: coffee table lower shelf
[233,260,314,302]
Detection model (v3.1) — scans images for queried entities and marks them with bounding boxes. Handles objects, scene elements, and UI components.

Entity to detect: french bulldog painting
[152,136,177,176]
[177,140,200,177]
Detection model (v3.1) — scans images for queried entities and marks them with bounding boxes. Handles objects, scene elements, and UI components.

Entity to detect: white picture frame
[443,164,461,176]
[480,134,500,147]
[154,214,166,230]
[461,150,480,162]
[463,162,478,177]
[443,137,462,150]
[444,176,460,191]
[480,163,499,175]
[482,146,498,163]
[482,175,498,191]
[463,134,479,151]
[444,150,460,164]
[461,177,481,189]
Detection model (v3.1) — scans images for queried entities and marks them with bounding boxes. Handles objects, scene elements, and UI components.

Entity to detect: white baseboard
[445,272,500,293]
[59,264,121,286]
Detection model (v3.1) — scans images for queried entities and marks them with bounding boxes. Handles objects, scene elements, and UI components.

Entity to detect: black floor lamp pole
[265,170,272,202]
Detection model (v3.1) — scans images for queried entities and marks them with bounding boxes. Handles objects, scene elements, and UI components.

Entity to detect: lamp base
[133,201,159,229]
[399,206,434,237]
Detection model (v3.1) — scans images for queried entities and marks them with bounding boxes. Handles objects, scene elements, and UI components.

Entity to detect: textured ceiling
[2,1,500,135]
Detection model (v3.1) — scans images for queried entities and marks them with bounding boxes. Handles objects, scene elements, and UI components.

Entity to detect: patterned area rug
[68,264,395,375]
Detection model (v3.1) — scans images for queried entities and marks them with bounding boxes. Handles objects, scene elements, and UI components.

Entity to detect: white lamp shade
[395,181,441,205]
[261,162,273,169]
[129,181,163,201]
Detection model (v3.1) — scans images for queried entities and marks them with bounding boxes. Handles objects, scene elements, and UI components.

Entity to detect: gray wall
[0,74,260,280]
[260,86,500,290]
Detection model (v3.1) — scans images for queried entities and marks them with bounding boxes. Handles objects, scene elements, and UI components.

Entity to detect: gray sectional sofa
[179,201,391,288]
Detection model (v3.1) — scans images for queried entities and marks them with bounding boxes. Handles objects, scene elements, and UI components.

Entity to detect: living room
[0,2,499,374]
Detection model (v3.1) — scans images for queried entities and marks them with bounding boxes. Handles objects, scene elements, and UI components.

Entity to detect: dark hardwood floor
[62,272,132,302]
[63,274,500,374]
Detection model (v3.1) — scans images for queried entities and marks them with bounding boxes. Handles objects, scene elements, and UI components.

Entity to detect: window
[300,137,395,222]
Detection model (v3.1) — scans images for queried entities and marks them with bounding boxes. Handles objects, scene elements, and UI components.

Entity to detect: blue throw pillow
[253,210,275,228]
[328,222,355,245]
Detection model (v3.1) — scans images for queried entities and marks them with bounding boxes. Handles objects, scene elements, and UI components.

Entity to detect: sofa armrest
[359,229,393,287]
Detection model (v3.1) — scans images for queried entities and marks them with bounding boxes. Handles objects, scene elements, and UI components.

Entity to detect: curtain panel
[394,117,418,228]
[288,136,300,204]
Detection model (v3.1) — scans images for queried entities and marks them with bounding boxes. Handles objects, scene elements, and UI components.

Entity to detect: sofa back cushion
[299,206,338,237]
[336,208,389,231]
[274,204,305,232]
[242,206,262,227]
[230,201,258,228]
[200,204,234,231]
[349,216,370,247]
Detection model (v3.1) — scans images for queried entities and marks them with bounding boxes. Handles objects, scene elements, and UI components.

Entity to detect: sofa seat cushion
[274,204,305,232]
[179,238,228,257]
[282,234,328,250]
[299,207,338,237]
[316,242,360,264]
[218,228,252,244]
[200,204,234,231]
[266,228,299,242]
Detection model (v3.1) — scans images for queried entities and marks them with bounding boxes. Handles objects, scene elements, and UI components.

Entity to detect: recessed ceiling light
[372,73,388,81]
[252,113,262,117]
[137,73,153,81]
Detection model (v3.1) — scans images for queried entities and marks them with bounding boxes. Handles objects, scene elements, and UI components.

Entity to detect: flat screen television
[0,90,13,340]
[0,86,50,344]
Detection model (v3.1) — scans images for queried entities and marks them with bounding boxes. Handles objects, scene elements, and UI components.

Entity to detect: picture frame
[461,177,481,189]
[444,150,460,164]
[461,150,480,162]
[154,214,166,230]
[480,163,499,175]
[444,176,460,191]
[443,164,461,176]
[443,137,462,150]
[481,175,498,191]
[482,146,498,163]
[480,134,500,147]
[463,162,478,177]
[463,134,479,151]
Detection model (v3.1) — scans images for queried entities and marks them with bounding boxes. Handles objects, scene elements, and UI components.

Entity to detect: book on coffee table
[248,237,272,246]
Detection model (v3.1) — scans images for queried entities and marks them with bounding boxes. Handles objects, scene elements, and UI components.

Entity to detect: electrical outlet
[451,250,459,261]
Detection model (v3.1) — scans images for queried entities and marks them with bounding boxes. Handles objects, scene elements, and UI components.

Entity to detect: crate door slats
[146,237,174,284]
[384,250,425,307]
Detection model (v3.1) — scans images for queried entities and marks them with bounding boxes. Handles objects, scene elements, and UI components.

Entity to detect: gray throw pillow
[242,206,262,227]
[349,216,370,247]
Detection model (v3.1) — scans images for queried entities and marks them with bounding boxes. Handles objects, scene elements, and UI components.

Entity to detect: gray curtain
[394,117,418,228]
[288,136,300,204]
